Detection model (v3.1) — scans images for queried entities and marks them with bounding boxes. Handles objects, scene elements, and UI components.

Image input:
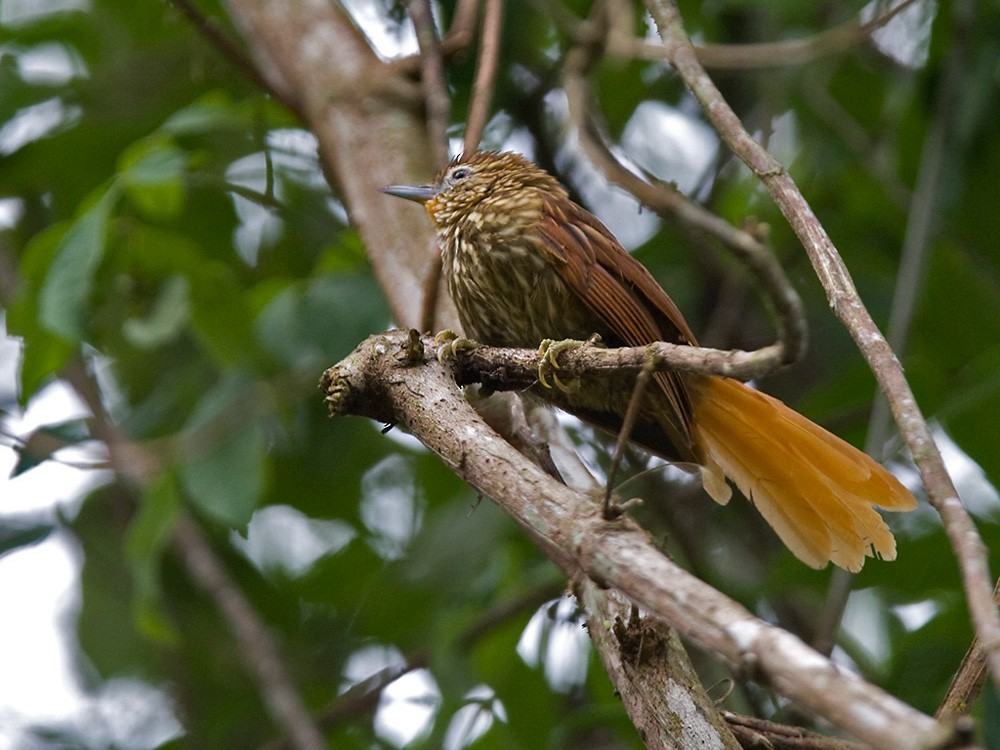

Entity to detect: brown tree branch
[408,0,451,167]
[644,0,1000,698]
[320,329,961,750]
[722,712,867,750]
[937,577,1000,722]
[463,0,504,153]
[450,334,795,386]
[441,0,479,53]
[174,515,326,750]
[581,0,923,69]
[815,0,976,661]
[561,9,807,372]
[170,0,302,115]
[579,579,742,750]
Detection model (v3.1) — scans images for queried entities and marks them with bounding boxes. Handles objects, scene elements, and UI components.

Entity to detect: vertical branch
[441,0,479,51]
[422,0,505,332]
[409,0,451,167]
[577,580,742,750]
[463,0,504,152]
[643,0,1000,695]
[937,578,1000,721]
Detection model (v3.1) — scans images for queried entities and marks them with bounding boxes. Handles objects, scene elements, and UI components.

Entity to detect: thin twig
[170,0,302,115]
[55,347,325,750]
[408,0,451,167]
[408,0,454,333]
[463,0,504,153]
[561,6,807,372]
[722,712,866,750]
[937,578,1000,721]
[258,580,559,750]
[588,0,923,69]
[814,0,973,658]
[419,251,444,333]
[174,515,326,750]
[868,0,972,445]
[801,73,911,213]
[257,660,425,750]
[604,356,654,517]
[643,0,1000,696]
[441,0,479,52]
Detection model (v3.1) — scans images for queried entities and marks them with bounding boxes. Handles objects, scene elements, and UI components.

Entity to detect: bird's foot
[537,334,602,392]
[434,329,479,364]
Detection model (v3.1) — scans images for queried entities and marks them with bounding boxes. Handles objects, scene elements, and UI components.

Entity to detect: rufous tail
[689,377,916,572]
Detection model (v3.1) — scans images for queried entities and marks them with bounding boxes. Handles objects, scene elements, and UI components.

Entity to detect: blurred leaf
[10,418,89,476]
[118,134,188,221]
[125,471,182,643]
[74,486,149,679]
[187,263,264,368]
[6,224,78,399]
[255,270,390,368]
[0,516,55,558]
[179,373,267,528]
[38,182,121,341]
[159,91,256,136]
[122,274,191,349]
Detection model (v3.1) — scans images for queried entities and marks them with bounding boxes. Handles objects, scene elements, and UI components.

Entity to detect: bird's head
[381,151,565,230]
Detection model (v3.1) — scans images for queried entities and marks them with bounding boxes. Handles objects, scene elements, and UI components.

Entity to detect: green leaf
[188,264,263,368]
[254,271,390,368]
[118,135,188,221]
[125,471,182,643]
[0,517,55,559]
[122,274,191,349]
[10,418,90,476]
[158,91,253,136]
[179,374,266,528]
[6,224,78,399]
[38,183,121,341]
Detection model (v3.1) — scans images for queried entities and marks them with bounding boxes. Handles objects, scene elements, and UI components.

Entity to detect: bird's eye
[451,167,471,181]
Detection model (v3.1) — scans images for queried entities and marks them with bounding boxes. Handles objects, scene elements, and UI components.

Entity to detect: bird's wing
[535,195,697,447]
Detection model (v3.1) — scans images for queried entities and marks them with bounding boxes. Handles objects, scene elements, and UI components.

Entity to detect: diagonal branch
[174,515,326,750]
[463,0,505,152]
[56,356,326,750]
[643,0,1000,698]
[321,329,959,750]
[561,7,807,372]
[815,0,977,660]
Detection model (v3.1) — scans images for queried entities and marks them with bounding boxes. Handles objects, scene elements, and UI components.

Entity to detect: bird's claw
[537,335,601,392]
[434,330,478,364]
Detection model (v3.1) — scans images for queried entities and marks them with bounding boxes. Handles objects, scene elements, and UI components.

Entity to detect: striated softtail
[688,377,916,572]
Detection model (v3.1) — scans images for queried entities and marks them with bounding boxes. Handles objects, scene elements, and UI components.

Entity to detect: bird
[381,150,916,571]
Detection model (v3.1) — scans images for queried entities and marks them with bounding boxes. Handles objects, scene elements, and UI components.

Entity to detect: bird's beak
[380,184,437,204]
